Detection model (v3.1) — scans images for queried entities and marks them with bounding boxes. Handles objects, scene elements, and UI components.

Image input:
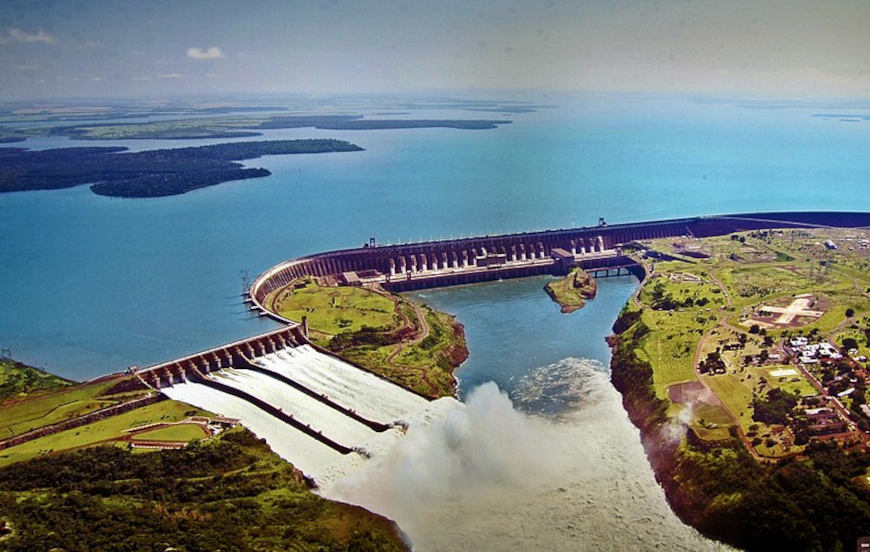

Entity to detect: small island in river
[545,267,598,313]
[0,139,363,198]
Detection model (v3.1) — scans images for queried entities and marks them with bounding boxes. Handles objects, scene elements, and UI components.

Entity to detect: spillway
[160,343,460,486]
[161,379,343,473]
[261,345,431,423]
[212,368,383,446]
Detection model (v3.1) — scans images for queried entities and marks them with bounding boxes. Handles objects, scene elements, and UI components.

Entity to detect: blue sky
[2,0,870,100]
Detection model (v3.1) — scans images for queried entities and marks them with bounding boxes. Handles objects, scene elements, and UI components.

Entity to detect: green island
[37,114,512,140]
[0,139,363,198]
[609,227,870,550]
[266,277,468,398]
[544,267,598,313]
[0,360,407,551]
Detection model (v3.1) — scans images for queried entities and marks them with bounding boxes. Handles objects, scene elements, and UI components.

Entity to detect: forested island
[44,114,512,140]
[0,139,363,198]
[544,267,598,313]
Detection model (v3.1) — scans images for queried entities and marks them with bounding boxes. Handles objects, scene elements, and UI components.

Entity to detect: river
[324,276,731,550]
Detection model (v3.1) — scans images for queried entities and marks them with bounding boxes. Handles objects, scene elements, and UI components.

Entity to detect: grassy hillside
[270,278,467,398]
[0,429,407,551]
[0,357,73,402]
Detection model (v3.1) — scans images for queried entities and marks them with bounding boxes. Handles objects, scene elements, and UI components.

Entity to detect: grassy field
[269,278,466,398]
[131,423,209,442]
[0,358,73,402]
[761,366,818,397]
[0,380,121,440]
[273,278,398,333]
[0,399,211,467]
[340,306,463,396]
[635,307,715,397]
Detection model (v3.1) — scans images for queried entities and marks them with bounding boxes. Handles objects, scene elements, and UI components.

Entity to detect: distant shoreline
[0,139,363,198]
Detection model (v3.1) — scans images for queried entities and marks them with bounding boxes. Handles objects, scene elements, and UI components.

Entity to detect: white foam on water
[161,346,460,487]
[161,379,343,475]
[323,358,734,551]
[260,346,430,423]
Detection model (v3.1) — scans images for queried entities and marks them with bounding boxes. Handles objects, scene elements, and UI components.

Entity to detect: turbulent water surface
[325,277,731,551]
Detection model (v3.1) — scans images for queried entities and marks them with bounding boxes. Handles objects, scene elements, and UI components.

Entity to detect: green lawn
[760,366,818,397]
[132,423,208,442]
[0,380,118,440]
[267,278,465,398]
[0,400,210,467]
[273,279,398,334]
[636,309,708,397]
[0,358,73,402]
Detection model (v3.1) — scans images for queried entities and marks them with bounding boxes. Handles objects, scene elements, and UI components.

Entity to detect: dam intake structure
[247,211,870,322]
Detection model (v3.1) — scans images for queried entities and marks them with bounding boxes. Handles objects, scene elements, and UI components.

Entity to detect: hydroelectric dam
[137,211,870,484]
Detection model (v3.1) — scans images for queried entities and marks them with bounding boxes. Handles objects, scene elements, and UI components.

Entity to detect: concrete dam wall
[249,211,870,316]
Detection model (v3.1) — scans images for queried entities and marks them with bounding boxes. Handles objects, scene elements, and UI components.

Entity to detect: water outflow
[324,358,732,551]
[162,344,459,485]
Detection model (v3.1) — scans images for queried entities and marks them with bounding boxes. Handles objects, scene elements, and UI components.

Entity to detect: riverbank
[608,228,870,551]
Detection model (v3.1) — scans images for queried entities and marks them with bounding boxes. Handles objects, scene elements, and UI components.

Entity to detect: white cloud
[0,28,54,45]
[186,46,224,60]
[92,76,103,82]
[157,73,185,79]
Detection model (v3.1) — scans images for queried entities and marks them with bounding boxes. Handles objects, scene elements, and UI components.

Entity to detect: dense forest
[0,139,363,197]
[0,430,406,552]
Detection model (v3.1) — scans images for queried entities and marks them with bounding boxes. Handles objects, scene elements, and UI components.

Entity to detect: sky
[2,0,870,100]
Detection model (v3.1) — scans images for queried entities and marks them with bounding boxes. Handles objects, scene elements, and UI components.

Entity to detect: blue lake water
[2,93,870,379]
[407,275,637,401]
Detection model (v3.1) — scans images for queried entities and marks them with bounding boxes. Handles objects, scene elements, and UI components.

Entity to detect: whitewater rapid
[324,358,734,551]
[161,345,459,485]
[163,343,729,550]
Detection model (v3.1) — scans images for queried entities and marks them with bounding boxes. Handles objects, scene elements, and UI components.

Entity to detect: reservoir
[2,94,870,379]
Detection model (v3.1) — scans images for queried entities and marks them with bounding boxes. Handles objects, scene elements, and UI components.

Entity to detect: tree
[845,308,855,318]
[842,337,858,351]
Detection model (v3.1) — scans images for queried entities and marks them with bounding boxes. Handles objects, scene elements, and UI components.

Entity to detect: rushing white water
[213,368,378,446]
[260,345,430,423]
[324,358,734,551]
[161,345,459,486]
[161,379,343,472]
